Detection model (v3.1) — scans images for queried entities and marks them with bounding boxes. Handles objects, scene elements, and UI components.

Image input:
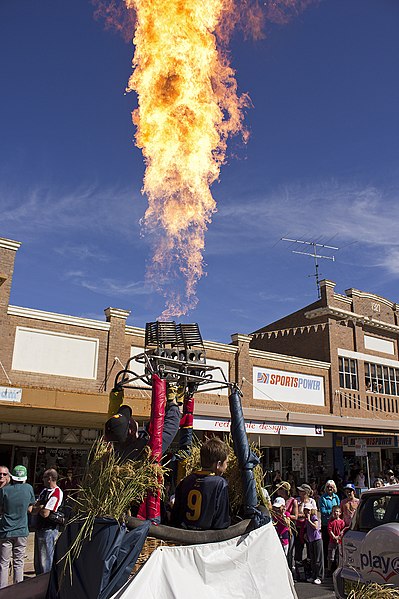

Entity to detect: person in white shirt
[355,470,366,488]
[33,469,63,575]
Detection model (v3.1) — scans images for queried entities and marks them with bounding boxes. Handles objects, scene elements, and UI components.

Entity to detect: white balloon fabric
[111,521,297,599]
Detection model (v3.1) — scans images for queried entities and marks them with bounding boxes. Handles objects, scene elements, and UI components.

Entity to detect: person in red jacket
[327,505,346,574]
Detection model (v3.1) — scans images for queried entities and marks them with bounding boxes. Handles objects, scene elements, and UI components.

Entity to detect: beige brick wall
[5,315,109,393]
[2,240,397,430]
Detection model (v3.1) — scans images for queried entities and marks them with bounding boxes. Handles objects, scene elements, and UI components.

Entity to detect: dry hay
[75,439,164,519]
[347,582,399,598]
[63,438,165,575]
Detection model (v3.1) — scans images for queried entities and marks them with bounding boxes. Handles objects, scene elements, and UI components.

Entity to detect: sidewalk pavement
[295,579,335,599]
[24,532,35,580]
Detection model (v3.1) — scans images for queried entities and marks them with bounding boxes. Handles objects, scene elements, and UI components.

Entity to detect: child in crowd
[373,478,384,488]
[171,437,230,530]
[327,506,346,574]
[272,497,291,556]
[276,481,297,569]
[303,503,324,585]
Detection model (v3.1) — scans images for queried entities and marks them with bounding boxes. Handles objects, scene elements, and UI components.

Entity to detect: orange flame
[92,0,136,43]
[125,0,252,318]
[93,0,317,317]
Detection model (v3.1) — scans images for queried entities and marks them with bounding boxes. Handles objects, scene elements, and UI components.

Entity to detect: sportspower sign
[253,367,325,406]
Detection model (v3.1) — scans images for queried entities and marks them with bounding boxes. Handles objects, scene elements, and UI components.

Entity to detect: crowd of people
[270,469,399,586]
[0,394,205,590]
[0,465,34,588]
[1,404,398,593]
[0,464,68,588]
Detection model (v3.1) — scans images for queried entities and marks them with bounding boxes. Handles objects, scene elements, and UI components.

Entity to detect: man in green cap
[0,465,35,588]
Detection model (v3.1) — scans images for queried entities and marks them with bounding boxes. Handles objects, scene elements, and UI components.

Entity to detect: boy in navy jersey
[171,438,230,530]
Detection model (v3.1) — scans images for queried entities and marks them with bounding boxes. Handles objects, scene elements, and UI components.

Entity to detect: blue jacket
[171,470,230,530]
[319,493,340,526]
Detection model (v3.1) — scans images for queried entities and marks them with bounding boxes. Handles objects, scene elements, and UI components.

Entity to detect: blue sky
[1,0,399,343]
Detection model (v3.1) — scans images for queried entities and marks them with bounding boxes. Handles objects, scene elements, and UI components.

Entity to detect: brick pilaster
[0,238,21,316]
[319,279,336,307]
[0,238,21,385]
[104,307,131,391]
[230,333,252,405]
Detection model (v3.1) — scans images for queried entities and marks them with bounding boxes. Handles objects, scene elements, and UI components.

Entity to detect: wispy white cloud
[55,244,110,262]
[378,248,399,276]
[230,307,251,315]
[65,270,152,298]
[81,279,151,297]
[3,176,399,292]
[257,291,300,302]
[207,178,399,273]
[65,270,86,278]
[0,182,147,243]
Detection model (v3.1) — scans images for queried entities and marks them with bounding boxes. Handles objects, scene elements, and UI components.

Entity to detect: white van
[334,484,399,598]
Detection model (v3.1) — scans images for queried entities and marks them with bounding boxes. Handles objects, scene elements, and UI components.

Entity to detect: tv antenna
[282,238,338,298]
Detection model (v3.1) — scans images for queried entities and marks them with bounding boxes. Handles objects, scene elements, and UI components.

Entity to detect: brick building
[251,279,399,483]
[2,236,396,491]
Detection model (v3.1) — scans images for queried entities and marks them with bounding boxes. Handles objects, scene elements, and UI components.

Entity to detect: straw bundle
[63,438,165,574]
[74,439,164,518]
[347,582,399,598]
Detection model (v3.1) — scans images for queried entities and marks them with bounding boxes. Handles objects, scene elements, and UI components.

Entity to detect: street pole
[366,454,370,489]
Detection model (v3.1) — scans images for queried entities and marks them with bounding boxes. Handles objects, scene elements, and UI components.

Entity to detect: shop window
[343,451,381,485]
[281,447,306,487]
[365,361,399,396]
[383,367,390,395]
[339,357,358,390]
[35,446,90,493]
[261,447,280,490]
[389,368,397,396]
[307,448,334,489]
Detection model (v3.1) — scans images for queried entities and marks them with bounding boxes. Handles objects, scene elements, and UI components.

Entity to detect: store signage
[193,416,323,437]
[355,439,368,457]
[292,448,305,477]
[252,366,325,406]
[0,387,22,402]
[342,436,398,448]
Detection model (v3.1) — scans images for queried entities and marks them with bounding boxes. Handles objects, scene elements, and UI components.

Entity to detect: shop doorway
[343,449,381,487]
[307,447,334,488]
[0,445,13,470]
